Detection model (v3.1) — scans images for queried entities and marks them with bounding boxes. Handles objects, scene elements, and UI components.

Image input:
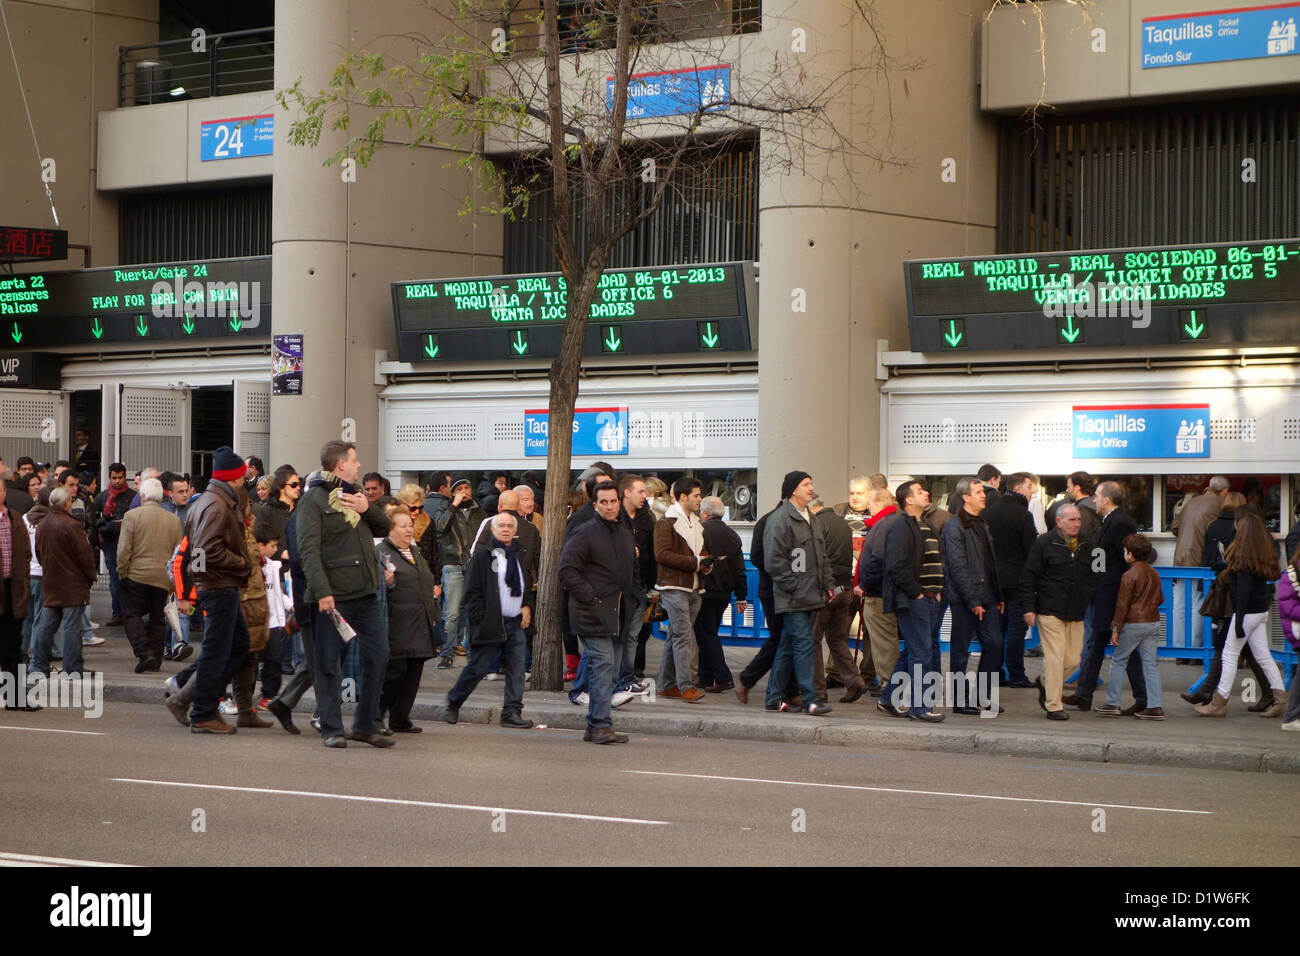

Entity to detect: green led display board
[0,256,271,348]
[391,262,756,362]
[904,239,1300,351]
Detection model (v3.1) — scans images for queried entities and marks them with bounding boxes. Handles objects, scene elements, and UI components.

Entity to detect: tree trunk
[531,266,605,691]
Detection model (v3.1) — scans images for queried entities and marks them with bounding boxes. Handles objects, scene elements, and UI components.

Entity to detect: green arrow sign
[181,316,196,335]
[90,318,104,340]
[424,334,440,359]
[9,323,21,344]
[1059,315,1082,343]
[510,329,529,356]
[228,316,242,332]
[1183,310,1205,339]
[943,319,964,348]
[601,325,623,353]
[698,321,720,349]
[135,315,150,337]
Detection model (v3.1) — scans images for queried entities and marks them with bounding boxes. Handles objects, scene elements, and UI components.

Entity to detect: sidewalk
[76,594,1300,775]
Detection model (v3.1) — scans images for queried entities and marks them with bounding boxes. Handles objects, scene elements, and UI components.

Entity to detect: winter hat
[781,470,811,500]
[450,475,472,492]
[212,446,247,482]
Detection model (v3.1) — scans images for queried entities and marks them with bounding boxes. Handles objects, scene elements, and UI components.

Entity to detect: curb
[109,679,1298,775]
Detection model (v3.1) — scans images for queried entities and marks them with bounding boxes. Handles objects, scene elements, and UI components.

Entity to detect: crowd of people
[0,446,1296,746]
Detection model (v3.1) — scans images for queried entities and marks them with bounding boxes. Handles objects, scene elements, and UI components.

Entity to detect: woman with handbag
[1276,543,1300,731]
[1195,506,1289,718]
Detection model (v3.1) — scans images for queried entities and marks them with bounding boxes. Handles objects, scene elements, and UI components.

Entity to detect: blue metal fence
[652,561,1297,686]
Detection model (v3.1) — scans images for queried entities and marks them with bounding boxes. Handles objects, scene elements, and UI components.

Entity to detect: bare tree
[279,0,910,691]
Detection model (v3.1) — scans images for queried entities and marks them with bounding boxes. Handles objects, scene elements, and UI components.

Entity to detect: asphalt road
[2,702,1297,868]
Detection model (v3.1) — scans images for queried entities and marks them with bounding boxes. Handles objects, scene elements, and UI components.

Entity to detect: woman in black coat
[377,510,441,733]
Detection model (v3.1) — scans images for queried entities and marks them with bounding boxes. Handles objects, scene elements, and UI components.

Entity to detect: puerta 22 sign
[0,256,270,347]
[391,263,755,362]
[904,239,1300,352]
[524,407,629,457]
[1073,404,1211,460]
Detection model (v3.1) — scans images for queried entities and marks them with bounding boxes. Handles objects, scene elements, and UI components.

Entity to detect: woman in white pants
[1196,506,1288,717]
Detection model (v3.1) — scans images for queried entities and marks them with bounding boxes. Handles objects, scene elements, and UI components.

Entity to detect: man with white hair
[443,511,533,728]
[116,477,183,672]
[127,466,161,511]
[28,486,98,679]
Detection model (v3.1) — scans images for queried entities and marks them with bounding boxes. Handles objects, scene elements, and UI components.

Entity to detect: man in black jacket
[618,475,655,690]
[987,472,1038,688]
[94,462,133,626]
[444,513,533,728]
[1021,503,1100,720]
[942,477,1003,715]
[559,480,638,744]
[1064,481,1146,713]
[697,495,747,693]
[811,496,864,703]
[296,440,392,749]
[735,494,797,705]
[883,480,945,721]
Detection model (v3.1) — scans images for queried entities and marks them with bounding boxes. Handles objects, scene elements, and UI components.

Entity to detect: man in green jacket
[296,440,392,749]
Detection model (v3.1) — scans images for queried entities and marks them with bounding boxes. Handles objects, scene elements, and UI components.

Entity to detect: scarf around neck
[492,536,522,597]
[320,470,361,527]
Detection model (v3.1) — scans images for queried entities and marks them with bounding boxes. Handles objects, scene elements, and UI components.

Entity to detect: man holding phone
[654,477,712,702]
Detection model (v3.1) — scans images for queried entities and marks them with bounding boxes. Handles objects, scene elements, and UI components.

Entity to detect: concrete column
[270,0,365,476]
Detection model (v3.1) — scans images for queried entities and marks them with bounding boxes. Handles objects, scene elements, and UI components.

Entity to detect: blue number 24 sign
[200,114,275,162]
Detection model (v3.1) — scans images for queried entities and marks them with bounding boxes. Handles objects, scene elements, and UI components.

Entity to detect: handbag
[644,594,668,624]
[1197,571,1231,623]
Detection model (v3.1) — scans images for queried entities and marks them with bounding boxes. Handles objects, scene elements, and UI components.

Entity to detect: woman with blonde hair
[395,483,439,570]
[644,476,670,520]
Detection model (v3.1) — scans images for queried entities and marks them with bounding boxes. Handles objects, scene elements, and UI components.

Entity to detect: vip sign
[1072,404,1211,459]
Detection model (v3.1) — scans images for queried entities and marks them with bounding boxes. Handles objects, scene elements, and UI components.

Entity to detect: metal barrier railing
[653,562,1298,685]
[118,27,274,107]
[500,0,761,55]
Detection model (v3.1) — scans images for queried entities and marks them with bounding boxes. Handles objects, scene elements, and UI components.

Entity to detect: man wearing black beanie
[761,470,834,716]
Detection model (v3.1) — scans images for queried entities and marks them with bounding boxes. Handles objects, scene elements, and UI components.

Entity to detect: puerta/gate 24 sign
[1073,404,1211,460]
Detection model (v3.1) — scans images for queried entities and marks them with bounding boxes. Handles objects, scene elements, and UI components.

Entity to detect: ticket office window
[1165,475,1282,533]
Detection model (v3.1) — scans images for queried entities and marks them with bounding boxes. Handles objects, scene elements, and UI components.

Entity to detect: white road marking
[625,770,1214,815]
[113,777,672,825]
[0,851,133,867]
[0,724,106,736]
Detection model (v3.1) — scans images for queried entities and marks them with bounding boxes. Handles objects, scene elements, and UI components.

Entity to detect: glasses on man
[286,481,301,488]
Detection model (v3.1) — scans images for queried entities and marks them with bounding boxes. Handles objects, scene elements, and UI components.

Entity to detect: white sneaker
[82,635,105,647]
[484,672,503,681]
[571,692,590,706]
[163,675,180,698]
[1283,719,1300,733]
[218,698,238,716]
[611,691,636,708]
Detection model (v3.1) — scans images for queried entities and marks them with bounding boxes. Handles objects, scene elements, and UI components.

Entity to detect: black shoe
[437,656,453,670]
[380,726,395,736]
[162,647,174,661]
[1006,678,1034,688]
[500,713,534,729]
[391,724,423,733]
[826,676,845,689]
[1026,647,1043,658]
[171,643,193,663]
[105,616,123,627]
[348,731,396,748]
[839,682,866,704]
[1046,709,1070,721]
[134,657,152,673]
[267,699,300,735]
[589,727,629,744]
[323,736,347,748]
[953,706,981,716]
[443,703,459,724]
[909,710,946,723]
[1034,677,1047,712]
[1062,694,1092,711]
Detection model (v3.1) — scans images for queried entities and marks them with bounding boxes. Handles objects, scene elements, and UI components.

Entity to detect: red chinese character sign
[0,227,68,263]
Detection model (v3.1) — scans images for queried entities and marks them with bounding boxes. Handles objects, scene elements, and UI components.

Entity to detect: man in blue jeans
[444,513,533,728]
[435,476,486,669]
[882,480,946,721]
[560,480,638,744]
[183,447,254,734]
[29,487,96,679]
[762,471,834,717]
[93,463,132,626]
[296,440,393,749]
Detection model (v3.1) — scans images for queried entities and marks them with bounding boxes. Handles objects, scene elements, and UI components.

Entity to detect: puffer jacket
[763,500,832,614]
[186,480,250,590]
[942,507,1001,608]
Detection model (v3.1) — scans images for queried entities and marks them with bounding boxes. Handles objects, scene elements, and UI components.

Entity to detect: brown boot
[1260,688,1289,719]
[234,663,272,728]
[1195,692,1228,717]
[191,717,236,734]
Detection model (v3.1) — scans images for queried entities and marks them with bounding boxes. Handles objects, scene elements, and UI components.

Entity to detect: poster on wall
[273,334,303,396]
